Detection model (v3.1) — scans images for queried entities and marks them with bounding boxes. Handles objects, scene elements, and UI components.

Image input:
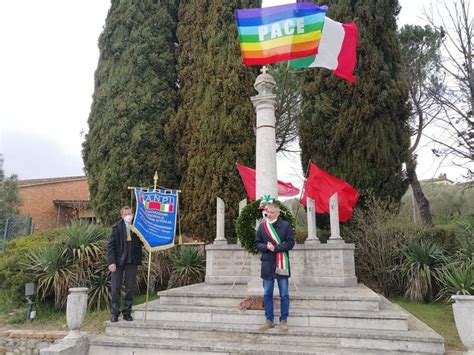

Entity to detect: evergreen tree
[299,0,410,203]
[0,155,21,222]
[271,62,302,153]
[399,24,443,226]
[83,0,179,225]
[170,0,259,241]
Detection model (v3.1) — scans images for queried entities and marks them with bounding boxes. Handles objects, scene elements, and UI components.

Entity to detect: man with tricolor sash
[255,201,295,330]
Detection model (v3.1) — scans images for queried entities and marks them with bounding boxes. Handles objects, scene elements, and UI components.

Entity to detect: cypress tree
[299,0,410,202]
[170,0,259,241]
[0,155,21,221]
[83,0,179,224]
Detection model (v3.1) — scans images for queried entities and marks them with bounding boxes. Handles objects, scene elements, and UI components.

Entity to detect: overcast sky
[0,0,469,185]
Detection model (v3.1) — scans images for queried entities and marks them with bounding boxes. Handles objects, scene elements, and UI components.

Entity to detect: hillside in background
[401,182,474,224]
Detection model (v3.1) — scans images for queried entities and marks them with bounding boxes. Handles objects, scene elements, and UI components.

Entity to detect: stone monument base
[205,243,357,287]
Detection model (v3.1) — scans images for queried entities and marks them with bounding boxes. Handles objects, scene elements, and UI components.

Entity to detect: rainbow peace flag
[235,2,327,66]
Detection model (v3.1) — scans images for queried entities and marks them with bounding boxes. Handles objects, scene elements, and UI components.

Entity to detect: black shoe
[123,315,133,321]
[110,315,119,322]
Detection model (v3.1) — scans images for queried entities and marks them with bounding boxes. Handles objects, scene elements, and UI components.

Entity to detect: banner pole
[177,193,183,245]
[153,171,158,191]
[145,250,152,323]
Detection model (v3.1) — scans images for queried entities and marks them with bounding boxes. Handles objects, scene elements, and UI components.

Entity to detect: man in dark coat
[255,203,295,331]
[107,206,143,322]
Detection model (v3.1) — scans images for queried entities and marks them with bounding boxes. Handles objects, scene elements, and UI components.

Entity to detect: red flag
[236,163,300,200]
[301,162,358,222]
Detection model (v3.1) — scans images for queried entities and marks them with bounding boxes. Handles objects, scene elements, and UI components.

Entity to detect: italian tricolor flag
[289,17,358,83]
[144,201,174,213]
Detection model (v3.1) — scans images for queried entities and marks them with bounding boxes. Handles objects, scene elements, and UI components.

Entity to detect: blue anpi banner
[131,188,179,251]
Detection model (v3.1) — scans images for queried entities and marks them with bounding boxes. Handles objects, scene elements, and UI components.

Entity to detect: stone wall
[0,330,66,355]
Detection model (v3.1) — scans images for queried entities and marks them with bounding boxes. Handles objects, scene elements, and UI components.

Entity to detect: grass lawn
[0,293,159,333]
[391,297,465,351]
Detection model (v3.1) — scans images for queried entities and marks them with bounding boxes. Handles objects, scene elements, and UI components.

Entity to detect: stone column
[238,198,247,215]
[328,193,344,243]
[251,68,278,199]
[214,197,227,244]
[237,199,247,246]
[305,197,319,244]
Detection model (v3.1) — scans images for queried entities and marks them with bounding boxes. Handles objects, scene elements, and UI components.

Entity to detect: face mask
[123,215,133,224]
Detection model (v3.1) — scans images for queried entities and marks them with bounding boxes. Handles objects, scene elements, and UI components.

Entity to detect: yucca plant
[137,250,173,293]
[87,258,111,311]
[64,222,107,262]
[27,244,76,308]
[168,246,205,289]
[401,240,446,302]
[436,262,474,301]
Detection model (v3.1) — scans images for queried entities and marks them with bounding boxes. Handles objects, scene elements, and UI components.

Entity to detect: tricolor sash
[263,220,290,276]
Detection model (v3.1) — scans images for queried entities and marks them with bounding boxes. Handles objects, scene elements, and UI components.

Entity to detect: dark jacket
[107,219,143,266]
[255,218,295,279]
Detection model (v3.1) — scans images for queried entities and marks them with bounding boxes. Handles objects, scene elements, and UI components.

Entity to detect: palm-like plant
[168,246,205,289]
[436,262,474,301]
[401,240,446,302]
[26,244,76,308]
[87,258,111,311]
[64,222,107,262]
[137,250,173,293]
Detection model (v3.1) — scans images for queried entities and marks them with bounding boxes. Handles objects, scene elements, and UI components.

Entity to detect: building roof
[53,200,90,208]
[419,173,454,185]
[18,176,87,187]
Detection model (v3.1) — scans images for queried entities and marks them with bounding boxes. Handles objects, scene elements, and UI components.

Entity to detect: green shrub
[419,223,463,256]
[455,221,474,264]
[137,249,173,293]
[295,226,307,244]
[0,229,64,307]
[401,240,446,302]
[64,221,107,262]
[27,242,76,308]
[167,245,205,289]
[436,262,474,301]
[25,223,111,310]
[343,196,422,296]
[87,257,111,312]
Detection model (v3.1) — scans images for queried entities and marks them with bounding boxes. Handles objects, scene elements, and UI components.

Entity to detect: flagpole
[177,194,183,245]
[144,248,152,323]
[294,159,311,223]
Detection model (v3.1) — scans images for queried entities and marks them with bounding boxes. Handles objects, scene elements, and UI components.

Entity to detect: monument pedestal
[205,242,357,287]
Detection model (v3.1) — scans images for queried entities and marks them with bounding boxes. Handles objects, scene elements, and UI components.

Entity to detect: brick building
[17,176,93,232]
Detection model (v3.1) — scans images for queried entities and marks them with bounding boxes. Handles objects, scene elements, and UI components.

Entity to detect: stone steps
[93,319,443,354]
[89,333,438,355]
[155,283,381,311]
[132,303,409,331]
[94,283,445,354]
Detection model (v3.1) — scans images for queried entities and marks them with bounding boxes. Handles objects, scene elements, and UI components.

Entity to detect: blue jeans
[262,278,289,322]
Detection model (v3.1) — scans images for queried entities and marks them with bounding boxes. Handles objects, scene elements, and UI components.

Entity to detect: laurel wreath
[235,199,295,254]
